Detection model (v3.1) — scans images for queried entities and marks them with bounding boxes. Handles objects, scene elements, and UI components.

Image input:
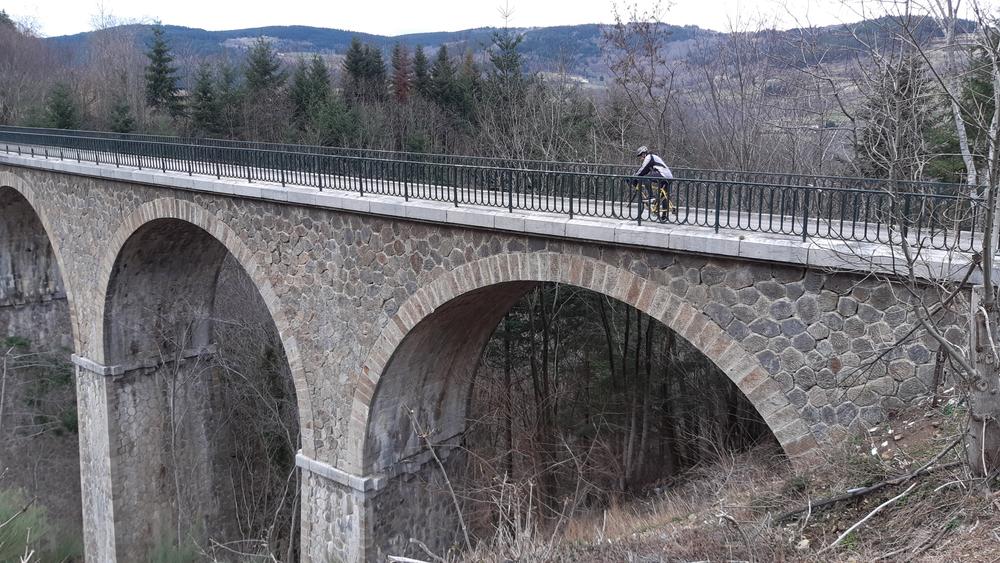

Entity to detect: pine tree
[343,38,387,103]
[108,94,136,133]
[45,83,81,129]
[391,43,412,103]
[289,59,312,128]
[413,45,431,98]
[314,96,359,147]
[854,54,941,181]
[489,28,525,87]
[144,24,182,115]
[925,42,997,183]
[342,38,367,102]
[190,64,221,135]
[244,37,286,95]
[215,62,242,137]
[430,45,458,109]
[307,55,331,106]
[290,56,332,133]
[485,28,528,120]
[457,49,480,119]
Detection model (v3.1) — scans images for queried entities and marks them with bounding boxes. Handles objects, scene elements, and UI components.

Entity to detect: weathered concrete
[0,153,970,562]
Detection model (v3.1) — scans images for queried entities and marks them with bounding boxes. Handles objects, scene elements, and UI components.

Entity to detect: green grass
[0,488,82,563]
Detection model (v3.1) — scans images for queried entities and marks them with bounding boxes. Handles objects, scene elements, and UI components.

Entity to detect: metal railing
[0,127,986,253]
[0,125,969,194]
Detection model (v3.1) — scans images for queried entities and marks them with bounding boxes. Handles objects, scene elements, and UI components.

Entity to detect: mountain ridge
[44,22,713,80]
[43,17,972,81]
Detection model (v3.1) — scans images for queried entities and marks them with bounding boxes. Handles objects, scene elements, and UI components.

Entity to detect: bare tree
[817,0,1000,476]
[603,1,679,157]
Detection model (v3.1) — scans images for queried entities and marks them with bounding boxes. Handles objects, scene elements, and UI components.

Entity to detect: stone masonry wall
[0,164,961,561]
[107,361,216,559]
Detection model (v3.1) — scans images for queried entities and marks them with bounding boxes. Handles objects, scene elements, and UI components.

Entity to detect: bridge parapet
[0,126,988,258]
[0,146,983,285]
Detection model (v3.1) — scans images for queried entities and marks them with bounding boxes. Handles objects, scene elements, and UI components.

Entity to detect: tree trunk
[503,314,514,479]
[969,286,1000,476]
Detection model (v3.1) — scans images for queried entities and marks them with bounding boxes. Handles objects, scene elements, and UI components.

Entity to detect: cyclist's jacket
[635,153,674,180]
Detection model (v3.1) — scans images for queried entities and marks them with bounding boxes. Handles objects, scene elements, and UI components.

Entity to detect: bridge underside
[0,161,956,562]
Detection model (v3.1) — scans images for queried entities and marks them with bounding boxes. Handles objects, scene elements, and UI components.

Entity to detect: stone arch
[348,252,818,476]
[93,198,316,456]
[0,171,82,350]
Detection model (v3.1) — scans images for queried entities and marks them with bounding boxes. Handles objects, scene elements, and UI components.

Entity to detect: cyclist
[630,145,674,221]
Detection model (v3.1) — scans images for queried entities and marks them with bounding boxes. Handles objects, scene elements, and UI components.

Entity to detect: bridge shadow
[0,186,82,557]
[99,218,300,560]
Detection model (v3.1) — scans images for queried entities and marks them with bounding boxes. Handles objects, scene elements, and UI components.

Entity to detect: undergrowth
[442,403,1000,562]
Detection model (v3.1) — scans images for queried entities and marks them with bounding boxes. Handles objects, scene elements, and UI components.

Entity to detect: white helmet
[635,145,649,157]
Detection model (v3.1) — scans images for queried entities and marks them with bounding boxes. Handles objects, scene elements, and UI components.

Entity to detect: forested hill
[44,17,973,82]
[45,22,710,80]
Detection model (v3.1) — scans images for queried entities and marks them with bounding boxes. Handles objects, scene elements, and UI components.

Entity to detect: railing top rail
[0,125,969,191]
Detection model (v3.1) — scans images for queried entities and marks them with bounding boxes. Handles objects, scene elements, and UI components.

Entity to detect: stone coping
[71,345,217,377]
[1,152,984,283]
[296,431,465,493]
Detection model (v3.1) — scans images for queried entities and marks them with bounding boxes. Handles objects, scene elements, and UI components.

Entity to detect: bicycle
[629,179,675,222]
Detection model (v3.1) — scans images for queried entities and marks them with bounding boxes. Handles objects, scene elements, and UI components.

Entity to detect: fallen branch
[717,512,756,563]
[820,483,917,554]
[776,436,963,523]
[408,538,445,563]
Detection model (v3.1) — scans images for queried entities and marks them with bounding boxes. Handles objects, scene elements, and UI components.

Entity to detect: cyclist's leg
[664,180,675,215]
[657,181,669,221]
[646,183,661,220]
[635,181,652,219]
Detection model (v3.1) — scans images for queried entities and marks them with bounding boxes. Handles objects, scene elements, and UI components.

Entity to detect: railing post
[508,170,514,212]
[404,162,410,202]
[569,178,575,219]
[637,180,643,226]
[280,157,286,186]
[801,187,811,242]
[714,183,722,233]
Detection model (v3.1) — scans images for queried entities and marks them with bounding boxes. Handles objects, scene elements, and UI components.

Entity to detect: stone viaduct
[0,146,974,561]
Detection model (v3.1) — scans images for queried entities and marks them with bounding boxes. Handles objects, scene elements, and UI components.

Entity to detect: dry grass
[454,400,1000,562]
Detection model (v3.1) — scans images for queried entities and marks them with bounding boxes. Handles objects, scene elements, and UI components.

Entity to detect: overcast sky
[4,0,871,37]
